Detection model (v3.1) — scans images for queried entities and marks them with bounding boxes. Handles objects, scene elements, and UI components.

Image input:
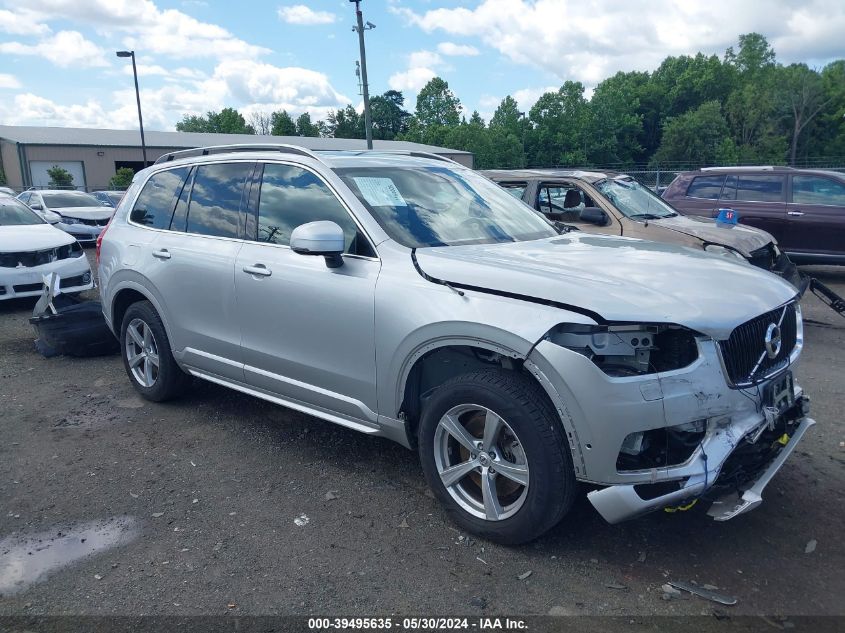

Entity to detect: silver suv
[98,145,815,544]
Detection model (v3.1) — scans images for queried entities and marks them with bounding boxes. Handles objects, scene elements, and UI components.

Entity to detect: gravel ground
[0,252,843,619]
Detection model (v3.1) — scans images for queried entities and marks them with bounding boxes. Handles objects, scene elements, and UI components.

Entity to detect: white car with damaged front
[0,196,93,299]
[18,190,113,244]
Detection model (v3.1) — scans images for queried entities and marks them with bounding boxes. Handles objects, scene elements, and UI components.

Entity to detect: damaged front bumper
[529,335,814,525]
[588,409,814,524]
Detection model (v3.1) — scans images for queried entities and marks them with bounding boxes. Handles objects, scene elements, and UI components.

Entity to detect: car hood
[414,234,797,340]
[52,207,113,220]
[650,214,773,254]
[0,223,75,251]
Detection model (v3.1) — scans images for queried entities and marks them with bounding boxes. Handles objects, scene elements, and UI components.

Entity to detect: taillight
[96,216,113,265]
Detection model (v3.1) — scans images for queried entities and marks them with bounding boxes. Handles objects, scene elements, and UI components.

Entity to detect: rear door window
[722,175,785,202]
[792,175,845,206]
[130,167,190,229]
[686,175,724,199]
[185,162,252,239]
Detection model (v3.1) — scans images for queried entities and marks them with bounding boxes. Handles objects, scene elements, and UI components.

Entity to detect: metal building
[0,125,474,192]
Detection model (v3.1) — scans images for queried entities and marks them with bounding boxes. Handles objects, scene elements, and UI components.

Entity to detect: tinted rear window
[722,175,785,202]
[130,167,190,229]
[792,175,845,206]
[185,162,251,239]
[686,175,724,199]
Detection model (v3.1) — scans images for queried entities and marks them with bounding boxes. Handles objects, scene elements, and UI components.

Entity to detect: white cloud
[513,86,559,112]
[0,73,22,89]
[278,5,337,25]
[389,66,439,93]
[389,49,449,94]
[19,0,270,60]
[0,8,51,35]
[437,42,479,57]
[0,58,352,130]
[0,31,109,68]
[393,0,845,87]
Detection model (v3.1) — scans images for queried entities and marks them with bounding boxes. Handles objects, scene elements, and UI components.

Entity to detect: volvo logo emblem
[764,323,782,359]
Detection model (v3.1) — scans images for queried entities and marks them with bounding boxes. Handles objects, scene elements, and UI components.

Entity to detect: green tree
[415,77,462,128]
[108,167,135,190]
[327,105,364,139]
[47,165,74,189]
[526,81,589,166]
[587,73,643,164]
[370,90,410,140]
[810,60,845,157]
[176,107,255,134]
[778,63,836,165]
[653,101,735,165]
[295,112,321,137]
[270,110,297,136]
[725,32,776,79]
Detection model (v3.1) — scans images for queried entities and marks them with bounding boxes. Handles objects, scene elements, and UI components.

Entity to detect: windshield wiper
[629,213,663,220]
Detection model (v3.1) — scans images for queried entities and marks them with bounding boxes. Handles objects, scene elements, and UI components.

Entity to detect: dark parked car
[662,167,845,265]
[482,169,801,286]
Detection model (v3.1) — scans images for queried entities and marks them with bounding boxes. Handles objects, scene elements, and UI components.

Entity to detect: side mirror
[30,203,43,211]
[580,207,607,225]
[290,220,345,268]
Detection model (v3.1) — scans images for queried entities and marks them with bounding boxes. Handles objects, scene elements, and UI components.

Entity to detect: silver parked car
[98,145,815,544]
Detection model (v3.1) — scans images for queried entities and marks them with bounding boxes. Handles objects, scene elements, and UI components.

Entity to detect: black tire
[120,300,191,402]
[418,369,576,545]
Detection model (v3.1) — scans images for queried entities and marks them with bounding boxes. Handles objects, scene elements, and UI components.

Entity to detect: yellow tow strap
[664,499,698,513]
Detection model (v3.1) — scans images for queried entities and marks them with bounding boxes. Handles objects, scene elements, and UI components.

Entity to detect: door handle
[152,249,171,260]
[787,211,804,217]
[242,264,272,277]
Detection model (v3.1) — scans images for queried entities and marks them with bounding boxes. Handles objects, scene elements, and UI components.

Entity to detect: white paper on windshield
[352,177,408,207]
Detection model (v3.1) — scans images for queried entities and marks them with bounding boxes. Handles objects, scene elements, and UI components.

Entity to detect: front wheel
[418,369,576,544]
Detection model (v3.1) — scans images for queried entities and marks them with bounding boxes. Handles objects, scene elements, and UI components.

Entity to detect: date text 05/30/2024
[308,618,528,630]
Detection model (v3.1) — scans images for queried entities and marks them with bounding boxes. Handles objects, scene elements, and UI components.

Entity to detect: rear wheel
[418,369,576,544]
[120,301,191,401]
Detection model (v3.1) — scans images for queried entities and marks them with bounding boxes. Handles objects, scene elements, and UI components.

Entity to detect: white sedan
[0,196,93,300]
[17,190,113,244]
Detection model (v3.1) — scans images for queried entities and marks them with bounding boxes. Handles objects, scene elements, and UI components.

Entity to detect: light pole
[116,50,148,167]
[350,1,374,149]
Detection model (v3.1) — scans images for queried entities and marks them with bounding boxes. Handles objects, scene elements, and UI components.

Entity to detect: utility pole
[116,50,148,167]
[350,1,374,149]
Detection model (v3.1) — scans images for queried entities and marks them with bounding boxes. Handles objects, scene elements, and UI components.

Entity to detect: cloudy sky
[0,0,843,131]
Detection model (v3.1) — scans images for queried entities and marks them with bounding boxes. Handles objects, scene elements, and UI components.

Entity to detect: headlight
[58,215,80,225]
[704,244,746,261]
[547,323,700,376]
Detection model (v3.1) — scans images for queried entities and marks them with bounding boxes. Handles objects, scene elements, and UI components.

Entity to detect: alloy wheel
[125,318,160,388]
[433,404,530,521]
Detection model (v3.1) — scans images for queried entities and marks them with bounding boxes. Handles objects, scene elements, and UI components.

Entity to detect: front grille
[73,217,109,226]
[719,303,798,386]
[0,242,83,268]
[13,282,42,293]
[747,244,776,271]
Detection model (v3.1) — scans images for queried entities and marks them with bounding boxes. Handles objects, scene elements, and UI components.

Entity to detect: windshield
[0,197,46,226]
[596,177,678,220]
[42,192,103,208]
[107,192,124,205]
[335,166,557,248]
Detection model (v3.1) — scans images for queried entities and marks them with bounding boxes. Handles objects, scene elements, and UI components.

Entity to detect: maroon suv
[662,167,845,264]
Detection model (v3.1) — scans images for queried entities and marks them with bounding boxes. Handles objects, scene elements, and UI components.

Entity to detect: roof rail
[324,149,460,165]
[700,165,782,171]
[375,150,461,165]
[153,144,323,165]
